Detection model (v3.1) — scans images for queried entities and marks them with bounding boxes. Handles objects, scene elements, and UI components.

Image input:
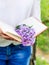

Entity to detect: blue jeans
[0,44,31,65]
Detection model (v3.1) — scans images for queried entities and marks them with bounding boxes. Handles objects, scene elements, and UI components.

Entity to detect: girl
[0,0,41,65]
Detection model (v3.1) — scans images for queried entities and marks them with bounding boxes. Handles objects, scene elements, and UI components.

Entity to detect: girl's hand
[0,28,15,40]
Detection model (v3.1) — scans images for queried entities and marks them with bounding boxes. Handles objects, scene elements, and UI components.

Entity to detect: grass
[37,22,49,53]
[37,0,49,53]
[36,0,49,64]
[36,57,49,65]
[41,0,49,21]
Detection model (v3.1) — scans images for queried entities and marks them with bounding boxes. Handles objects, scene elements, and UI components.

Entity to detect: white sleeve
[31,0,41,21]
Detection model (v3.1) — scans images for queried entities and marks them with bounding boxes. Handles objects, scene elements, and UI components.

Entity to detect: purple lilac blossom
[15,24,35,46]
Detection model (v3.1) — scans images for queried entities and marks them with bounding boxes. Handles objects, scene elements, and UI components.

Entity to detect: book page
[18,17,48,37]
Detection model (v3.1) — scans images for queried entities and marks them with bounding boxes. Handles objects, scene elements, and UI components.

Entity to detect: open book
[0,17,48,42]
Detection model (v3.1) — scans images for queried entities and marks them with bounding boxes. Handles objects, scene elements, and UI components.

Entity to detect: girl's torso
[0,0,33,28]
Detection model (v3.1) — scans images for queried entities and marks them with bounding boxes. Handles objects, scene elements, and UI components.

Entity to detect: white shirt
[0,0,41,46]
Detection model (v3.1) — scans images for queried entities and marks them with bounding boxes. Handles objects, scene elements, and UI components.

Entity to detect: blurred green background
[41,0,49,21]
[37,0,49,54]
[36,0,49,65]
